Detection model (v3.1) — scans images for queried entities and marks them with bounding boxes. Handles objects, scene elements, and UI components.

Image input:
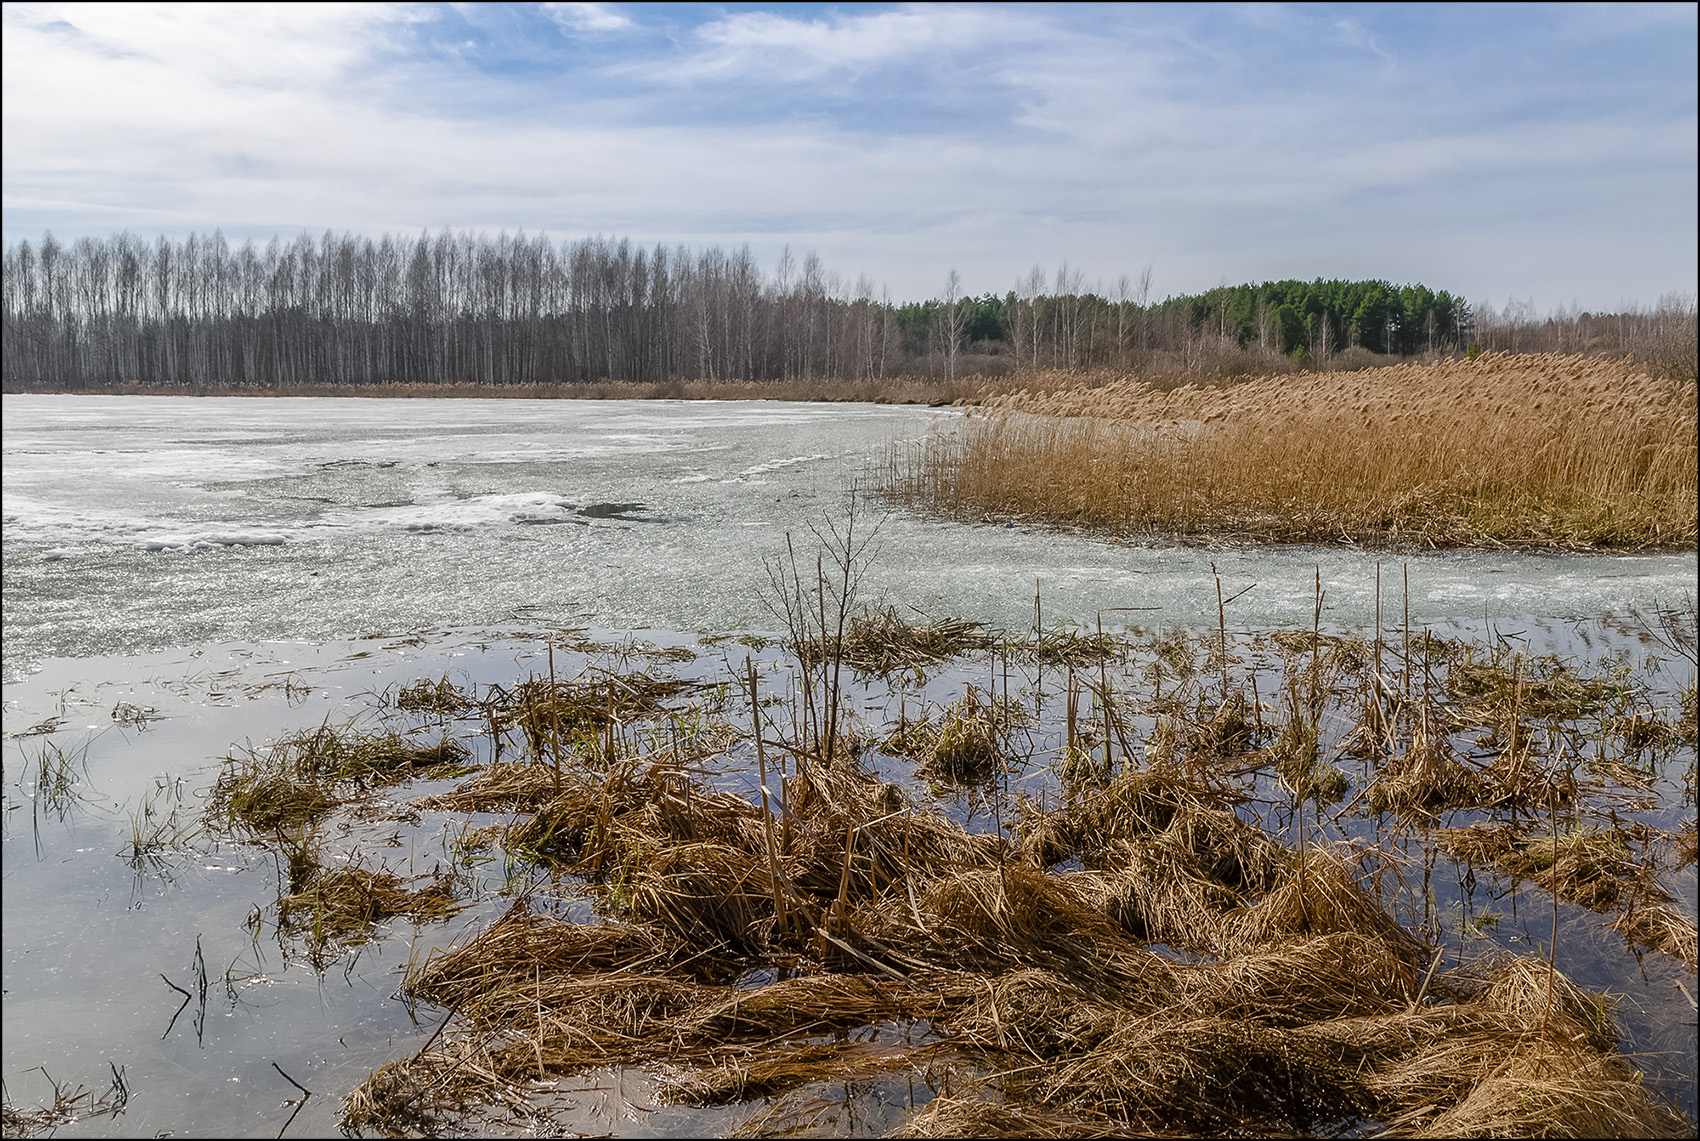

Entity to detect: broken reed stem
[1099,612,1112,775]
[1301,566,1323,925]
[1375,561,1383,744]
[1409,946,1446,1013]
[1546,784,1560,1034]
[1034,577,1044,704]
[1403,563,1411,716]
[1066,666,1078,755]
[1215,563,1230,698]
[817,554,830,760]
[748,656,789,938]
[547,638,562,787]
[1311,567,1324,717]
[535,964,547,1080]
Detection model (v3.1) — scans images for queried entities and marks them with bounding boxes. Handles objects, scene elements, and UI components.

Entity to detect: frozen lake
[4,394,1695,685]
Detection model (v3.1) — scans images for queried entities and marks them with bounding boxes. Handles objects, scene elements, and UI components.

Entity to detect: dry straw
[890,353,1698,548]
[336,735,1693,1137]
[309,601,1696,1136]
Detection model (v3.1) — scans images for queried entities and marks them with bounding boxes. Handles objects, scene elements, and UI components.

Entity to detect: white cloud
[1333,19,1394,67]
[0,2,1692,310]
[3,2,399,88]
[541,3,632,34]
[655,4,1013,82]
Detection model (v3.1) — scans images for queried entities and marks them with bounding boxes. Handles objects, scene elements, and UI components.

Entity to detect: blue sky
[2,2,1694,309]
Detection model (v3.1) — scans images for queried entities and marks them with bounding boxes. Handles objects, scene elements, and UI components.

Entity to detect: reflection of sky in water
[3,394,1697,685]
[0,634,772,1138]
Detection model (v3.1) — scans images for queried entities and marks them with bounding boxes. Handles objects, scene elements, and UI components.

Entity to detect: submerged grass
[1439,823,1699,967]
[279,863,463,950]
[1,1066,129,1138]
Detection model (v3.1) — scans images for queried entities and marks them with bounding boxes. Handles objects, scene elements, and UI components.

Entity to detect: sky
[2,1,1695,310]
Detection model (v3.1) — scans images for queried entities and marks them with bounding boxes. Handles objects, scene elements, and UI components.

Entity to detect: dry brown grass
[1365,725,1485,819]
[209,722,469,830]
[888,353,1698,549]
[806,604,994,674]
[883,685,1013,784]
[314,616,1695,1137]
[278,864,462,949]
[895,1094,1126,1138]
[1439,822,1699,968]
[345,744,1694,1139]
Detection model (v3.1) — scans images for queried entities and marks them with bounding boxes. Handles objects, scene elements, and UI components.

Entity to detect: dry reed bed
[890,352,1698,548]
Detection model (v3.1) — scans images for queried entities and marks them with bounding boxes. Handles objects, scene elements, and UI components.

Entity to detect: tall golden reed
[889,353,1698,549]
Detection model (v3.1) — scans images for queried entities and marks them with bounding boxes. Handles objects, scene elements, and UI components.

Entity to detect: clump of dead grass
[279,863,462,949]
[392,675,476,716]
[209,721,469,831]
[1438,824,1643,910]
[1365,726,1485,819]
[496,670,696,762]
[897,1094,1124,1138]
[1,1066,129,1138]
[1439,822,1699,967]
[803,604,993,674]
[659,1039,930,1106]
[1612,904,1700,969]
[884,686,1014,784]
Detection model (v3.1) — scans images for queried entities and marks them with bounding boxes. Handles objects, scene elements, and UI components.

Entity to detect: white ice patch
[331,491,576,533]
[140,532,289,551]
[674,475,714,483]
[737,454,829,477]
[3,495,174,541]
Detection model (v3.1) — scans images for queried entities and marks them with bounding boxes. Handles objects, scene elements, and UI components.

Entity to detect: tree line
[1,228,1686,390]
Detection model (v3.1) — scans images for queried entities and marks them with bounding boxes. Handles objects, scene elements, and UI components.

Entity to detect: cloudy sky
[2,2,1694,309]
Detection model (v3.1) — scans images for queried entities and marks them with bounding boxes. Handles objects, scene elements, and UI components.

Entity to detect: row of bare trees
[1469,293,1698,360]
[3,229,1692,389]
[0,230,909,389]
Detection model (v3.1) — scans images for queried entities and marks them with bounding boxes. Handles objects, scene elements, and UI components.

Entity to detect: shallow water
[2,395,1696,1136]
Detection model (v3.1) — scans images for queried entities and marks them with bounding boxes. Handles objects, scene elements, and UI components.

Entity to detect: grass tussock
[799,604,994,674]
[498,670,696,761]
[660,1039,929,1106]
[279,863,463,949]
[1365,726,1485,819]
[392,675,476,716]
[210,721,469,830]
[1439,823,1699,967]
[888,353,1698,549]
[882,686,1017,784]
[896,1095,1125,1138]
